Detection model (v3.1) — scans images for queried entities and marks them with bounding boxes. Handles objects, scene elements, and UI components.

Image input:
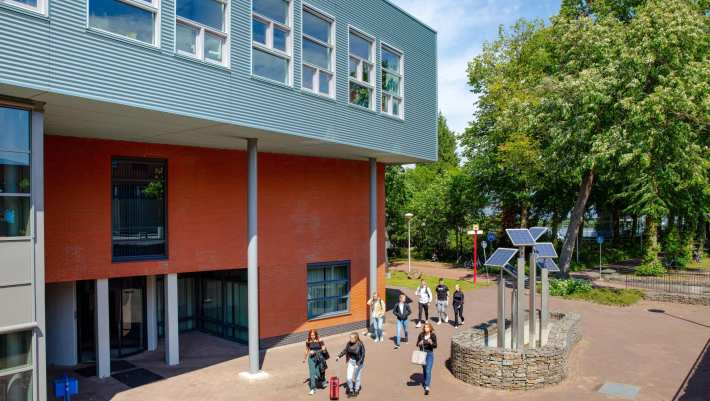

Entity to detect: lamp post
[405,213,414,273]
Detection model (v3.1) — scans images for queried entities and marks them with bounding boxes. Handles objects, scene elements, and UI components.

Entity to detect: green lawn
[559,288,644,306]
[688,254,710,270]
[386,270,491,291]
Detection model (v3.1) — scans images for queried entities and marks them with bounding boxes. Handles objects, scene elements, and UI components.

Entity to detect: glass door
[109,277,147,358]
[76,280,96,364]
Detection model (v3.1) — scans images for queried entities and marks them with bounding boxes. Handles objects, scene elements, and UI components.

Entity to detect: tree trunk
[612,208,620,243]
[520,207,529,228]
[501,205,516,243]
[560,169,595,276]
[551,210,562,245]
[644,215,660,264]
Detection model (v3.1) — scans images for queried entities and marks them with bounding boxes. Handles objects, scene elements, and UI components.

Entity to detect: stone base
[450,312,582,391]
[239,371,270,381]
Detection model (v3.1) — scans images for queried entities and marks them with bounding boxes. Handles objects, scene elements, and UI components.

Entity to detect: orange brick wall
[44,135,385,339]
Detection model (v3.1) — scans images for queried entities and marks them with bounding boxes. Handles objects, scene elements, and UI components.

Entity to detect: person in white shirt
[415,280,432,328]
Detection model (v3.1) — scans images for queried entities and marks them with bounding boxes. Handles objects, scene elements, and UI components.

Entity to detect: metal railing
[625,271,710,296]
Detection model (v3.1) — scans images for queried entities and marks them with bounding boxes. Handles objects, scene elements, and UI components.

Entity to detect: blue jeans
[395,319,408,346]
[422,351,434,388]
[373,317,384,340]
[346,359,364,392]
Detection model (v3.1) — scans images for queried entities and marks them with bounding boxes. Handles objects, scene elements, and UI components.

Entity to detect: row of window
[0,331,33,401]
[1,0,404,118]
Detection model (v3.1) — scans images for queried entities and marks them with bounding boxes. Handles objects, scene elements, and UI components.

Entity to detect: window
[307,261,350,319]
[111,158,167,261]
[348,29,375,109]
[0,0,46,14]
[176,0,229,65]
[89,0,160,46]
[381,45,403,118]
[0,107,31,238]
[0,331,33,401]
[252,0,291,84]
[301,6,334,97]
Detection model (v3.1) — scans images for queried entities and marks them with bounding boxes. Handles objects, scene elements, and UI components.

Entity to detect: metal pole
[541,268,549,333]
[599,242,603,280]
[247,138,260,374]
[369,158,378,296]
[407,219,411,273]
[511,289,517,349]
[497,269,505,348]
[516,247,525,349]
[529,251,537,348]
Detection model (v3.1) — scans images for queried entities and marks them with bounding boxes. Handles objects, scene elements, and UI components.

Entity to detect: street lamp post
[405,213,414,273]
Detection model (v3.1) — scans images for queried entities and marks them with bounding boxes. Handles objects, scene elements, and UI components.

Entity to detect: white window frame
[0,0,47,15]
[300,4,335,98]
[251,0,293,85]
[380,42,404,119]
[86,0,162,47]
[348,26,375,110]
[175,0,230,67]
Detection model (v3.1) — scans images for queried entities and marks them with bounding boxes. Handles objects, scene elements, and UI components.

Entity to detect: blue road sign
[596,235,604,245]
[487,232,496,242]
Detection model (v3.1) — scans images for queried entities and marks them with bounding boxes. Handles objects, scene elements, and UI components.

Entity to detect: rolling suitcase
[329,375,339,400]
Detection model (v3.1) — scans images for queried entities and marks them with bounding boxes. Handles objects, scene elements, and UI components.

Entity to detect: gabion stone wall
[450,312,582,390]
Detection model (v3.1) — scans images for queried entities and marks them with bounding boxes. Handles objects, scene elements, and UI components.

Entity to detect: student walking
[415,280,432,328]
[434,279,449,325]
[336,333,366,398]
[302,330,328,396]
[452,284,465,328]
[392,293,411,349]
[416,323,437,395]
[367,292,386,342]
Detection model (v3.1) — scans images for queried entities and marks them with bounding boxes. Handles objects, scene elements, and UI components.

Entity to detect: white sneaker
[309,389,315,395]
[444,317,449,323]
[437,320,441,325]
[416,322,422,328]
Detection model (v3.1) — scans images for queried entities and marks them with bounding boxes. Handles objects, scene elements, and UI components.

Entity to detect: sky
[388,0,562,134]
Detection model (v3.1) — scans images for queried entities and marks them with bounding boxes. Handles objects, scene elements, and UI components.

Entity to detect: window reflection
[89,0,156,44]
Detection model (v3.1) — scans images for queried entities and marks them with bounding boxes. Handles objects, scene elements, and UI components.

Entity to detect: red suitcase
[329,376,339,400]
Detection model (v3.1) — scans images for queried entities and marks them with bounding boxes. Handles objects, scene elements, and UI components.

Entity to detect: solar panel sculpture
[484,227,558,349]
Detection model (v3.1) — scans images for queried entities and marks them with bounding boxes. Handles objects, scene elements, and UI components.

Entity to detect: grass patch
[560,288,644,306]
[386,270,490,291]
[688,254,710,270]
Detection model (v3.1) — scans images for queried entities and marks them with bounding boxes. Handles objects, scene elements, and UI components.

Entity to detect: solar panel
[529,227,548,241]
[484,248,518,267]
[503,263,524,279]
[536,258,560,272]
[534,242,558,258]
[506,229,536,246]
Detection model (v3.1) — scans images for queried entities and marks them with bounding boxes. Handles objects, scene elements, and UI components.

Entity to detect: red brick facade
[44,135,386,339]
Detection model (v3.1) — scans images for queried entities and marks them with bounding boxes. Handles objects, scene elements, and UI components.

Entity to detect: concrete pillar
[529,252,537,348]
[369,158,377,296]
[497,270,505,348]
[247,138,260,374]
[96,279,110,378]
[165,273,179,365]
[146,276,157,352]
[515,249,525,350]
[541,268,549,332]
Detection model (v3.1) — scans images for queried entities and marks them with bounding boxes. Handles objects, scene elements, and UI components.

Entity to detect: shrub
[549,279,593,296]
[572,288,643,306]
[635,261,667,276]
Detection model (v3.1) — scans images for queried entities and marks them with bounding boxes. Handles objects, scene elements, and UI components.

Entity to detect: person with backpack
[366,292,386,342]
[336,333,366,398]
[392,292,411,349]
[452,284,465,328]
[302,329,328,395]
[434,278,449,325]
[416,322,437,395]
[415,280,432,328]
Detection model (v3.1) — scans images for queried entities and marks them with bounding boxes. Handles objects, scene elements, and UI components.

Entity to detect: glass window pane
[333,266,347,280]
[253,0,288,25]
[362,62,372,83]
[252,48,288,83]
[349,82,371,108]
[307,267,322,283]
[349,57,358,79]
[252,18,268,45]
[318,71,331,95]
[0,369,32,401]
[382,71,401,95]
[382,48,401,72]
[303,38,329,70]
[176,23,198,55]
[349,32,371,61]
[0,197,30,237]
[273,27,288,52]
[381,95,389,113]
[302,65,316,90]
[0,108,30,152]
[13,0,38,7]
[176,0,224,31]
[204,32,224,63]
[393,98,401,117]
[303,10,330,43]
[89,0,155,44]
[0,152,30,194]
[0,331,32,372]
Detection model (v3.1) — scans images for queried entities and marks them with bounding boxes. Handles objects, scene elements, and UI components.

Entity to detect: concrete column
[529,252,537,348]
[165,273,179,365]
[96,279,110,379]
[31,109,47,401]
[146,276,157,352]
[541,268,549,332]
[496,270,505,348]
[515,249,525,349]
[369,158,377,296]
[247,138,260,374]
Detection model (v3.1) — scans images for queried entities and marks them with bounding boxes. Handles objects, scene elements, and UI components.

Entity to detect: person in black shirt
[452,284,465,328]
[416,323,437,395]
[434,279,449,325]
[392,293,412,349]
[302,329,328,395]
[336,333,366,397]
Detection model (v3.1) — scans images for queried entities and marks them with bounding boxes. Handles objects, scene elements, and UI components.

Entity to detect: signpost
[468,225,484,284]
[597,235,604,279]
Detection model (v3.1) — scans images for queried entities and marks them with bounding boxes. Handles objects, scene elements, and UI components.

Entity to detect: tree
[437,112,460,169]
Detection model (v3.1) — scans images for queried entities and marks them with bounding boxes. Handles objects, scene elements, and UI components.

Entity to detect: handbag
[411,350,427,365]
[322,349,330,360]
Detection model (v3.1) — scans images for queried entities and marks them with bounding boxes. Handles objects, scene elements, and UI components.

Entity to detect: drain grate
[598,382,640,399]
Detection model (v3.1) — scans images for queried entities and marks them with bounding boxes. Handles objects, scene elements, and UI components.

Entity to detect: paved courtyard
[49,284,710,401]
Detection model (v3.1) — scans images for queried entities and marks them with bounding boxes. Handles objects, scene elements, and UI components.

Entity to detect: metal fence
[625,271,710,296]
